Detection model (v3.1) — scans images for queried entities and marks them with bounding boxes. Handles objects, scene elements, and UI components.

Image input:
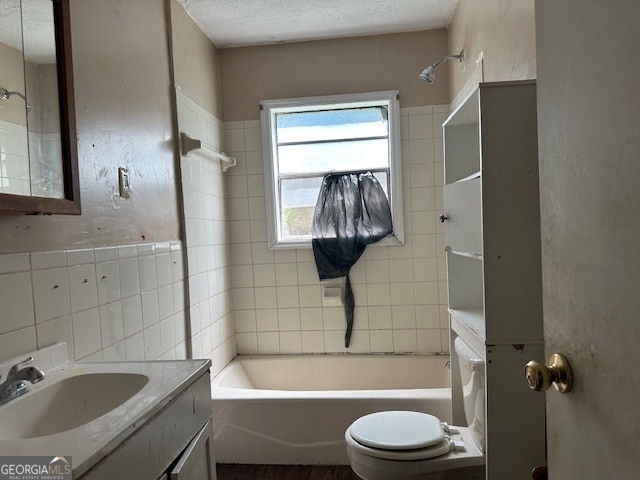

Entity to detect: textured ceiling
[178,0,459,48]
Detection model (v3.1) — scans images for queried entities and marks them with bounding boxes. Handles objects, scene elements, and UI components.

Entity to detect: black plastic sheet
[311,172,393,347]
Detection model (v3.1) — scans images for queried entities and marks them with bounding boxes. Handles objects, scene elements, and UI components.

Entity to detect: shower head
[419,65,437,84]
[0,87,33,113]
[419,51,465,84]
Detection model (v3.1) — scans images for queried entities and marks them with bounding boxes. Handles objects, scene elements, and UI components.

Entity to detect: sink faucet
[0,357,45,406]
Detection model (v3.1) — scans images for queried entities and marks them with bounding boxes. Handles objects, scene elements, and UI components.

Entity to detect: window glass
[261,91,403,248]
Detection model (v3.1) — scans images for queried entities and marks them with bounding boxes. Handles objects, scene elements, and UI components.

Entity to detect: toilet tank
[454,337,485,451]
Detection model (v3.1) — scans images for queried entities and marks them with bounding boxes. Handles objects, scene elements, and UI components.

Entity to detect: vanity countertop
[0,344,210,477]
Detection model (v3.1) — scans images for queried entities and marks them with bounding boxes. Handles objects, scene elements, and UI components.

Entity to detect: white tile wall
[0,241,188,363]
[224,105,451,356]
[176,88,237,376]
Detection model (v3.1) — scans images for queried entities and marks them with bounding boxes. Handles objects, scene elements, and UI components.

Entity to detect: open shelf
[442,81,545,479]
[443,90,480,184]
[449,308,486,360]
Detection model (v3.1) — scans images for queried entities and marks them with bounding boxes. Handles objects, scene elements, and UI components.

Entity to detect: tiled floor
[215,464,363,480]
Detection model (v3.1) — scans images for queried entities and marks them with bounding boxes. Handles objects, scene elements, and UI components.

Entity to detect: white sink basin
[0,372,149,439]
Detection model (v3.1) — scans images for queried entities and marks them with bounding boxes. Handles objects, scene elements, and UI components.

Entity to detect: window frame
[260,90,404,249]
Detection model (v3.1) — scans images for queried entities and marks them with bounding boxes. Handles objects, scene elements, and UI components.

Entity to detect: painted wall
[170,0,223,118]
[447,0,536,102]
[219,29,450,121]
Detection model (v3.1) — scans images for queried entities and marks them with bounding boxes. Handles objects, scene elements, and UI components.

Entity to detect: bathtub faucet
[0,357,45,406]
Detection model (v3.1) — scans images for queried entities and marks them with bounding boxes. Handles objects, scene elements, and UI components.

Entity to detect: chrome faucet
[0,357,45,406]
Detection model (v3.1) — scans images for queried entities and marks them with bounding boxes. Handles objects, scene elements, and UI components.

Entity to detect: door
[536,2,640,478]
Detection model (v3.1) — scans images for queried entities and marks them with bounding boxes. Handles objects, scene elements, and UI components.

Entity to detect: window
[260,90,403,249]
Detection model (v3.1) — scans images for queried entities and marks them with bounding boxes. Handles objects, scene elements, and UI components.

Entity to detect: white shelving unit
[443,81,546,479]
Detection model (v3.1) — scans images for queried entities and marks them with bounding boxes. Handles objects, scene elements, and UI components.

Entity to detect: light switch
[118,167,131,198]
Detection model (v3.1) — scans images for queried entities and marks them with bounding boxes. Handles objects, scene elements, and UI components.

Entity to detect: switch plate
[118,167,131,198]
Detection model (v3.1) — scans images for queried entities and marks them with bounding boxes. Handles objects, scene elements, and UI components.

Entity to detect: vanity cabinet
[442,81,546,479]
[81,369,216,480]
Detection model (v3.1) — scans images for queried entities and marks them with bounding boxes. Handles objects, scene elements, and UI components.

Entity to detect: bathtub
[211,354,451,465]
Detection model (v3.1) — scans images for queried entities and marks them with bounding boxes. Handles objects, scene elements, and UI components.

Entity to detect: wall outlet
[118,167,131,198]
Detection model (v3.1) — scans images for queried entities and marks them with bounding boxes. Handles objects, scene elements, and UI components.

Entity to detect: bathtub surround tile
[278,308,301,331]
[417,329,443,354]
[177,94,237,375]
[370,329,394,352]
[256,309,279,332]
[257,332,279,354]
[300,308,323,330]
[416,305,441,330]
[393,329,418,353]
[225,104,447,355]
[301,331,324,353]
[279,331,302,354]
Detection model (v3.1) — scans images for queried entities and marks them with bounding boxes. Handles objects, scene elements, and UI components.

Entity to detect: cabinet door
[443,177,482,255]
[170,420,217,480]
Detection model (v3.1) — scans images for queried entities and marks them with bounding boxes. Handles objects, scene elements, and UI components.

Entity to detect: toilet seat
[346,411,452,461]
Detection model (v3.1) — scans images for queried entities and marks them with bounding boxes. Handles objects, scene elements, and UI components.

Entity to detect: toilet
[345,337,486,480]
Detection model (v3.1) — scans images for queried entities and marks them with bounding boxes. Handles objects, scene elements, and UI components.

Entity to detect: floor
[215,464,363,480]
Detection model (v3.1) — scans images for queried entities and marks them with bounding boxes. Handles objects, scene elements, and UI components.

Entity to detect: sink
[0,372,149,439]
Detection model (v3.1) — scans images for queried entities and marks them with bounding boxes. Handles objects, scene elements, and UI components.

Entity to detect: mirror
[0,0,79,214]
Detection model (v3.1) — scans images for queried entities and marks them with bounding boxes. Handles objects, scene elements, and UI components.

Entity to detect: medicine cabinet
[0,0,80,214]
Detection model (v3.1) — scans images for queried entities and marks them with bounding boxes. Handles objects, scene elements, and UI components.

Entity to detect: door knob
[524,354,573,393]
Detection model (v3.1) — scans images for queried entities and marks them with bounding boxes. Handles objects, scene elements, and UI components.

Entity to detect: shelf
[451,171,481,185]
[449,308,485,338]
[449,308,485,360]
[446,249,483,260]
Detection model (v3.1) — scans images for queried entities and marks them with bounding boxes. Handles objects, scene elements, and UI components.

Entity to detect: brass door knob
[525,354,573,393]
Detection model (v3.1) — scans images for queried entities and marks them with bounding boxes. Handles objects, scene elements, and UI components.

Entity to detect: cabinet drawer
[443,177,482,255]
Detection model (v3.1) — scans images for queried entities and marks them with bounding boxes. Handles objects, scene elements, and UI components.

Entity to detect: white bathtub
[211,354,451,465]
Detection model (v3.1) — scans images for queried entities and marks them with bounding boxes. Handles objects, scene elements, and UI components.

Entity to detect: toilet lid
[349,411,445,450]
